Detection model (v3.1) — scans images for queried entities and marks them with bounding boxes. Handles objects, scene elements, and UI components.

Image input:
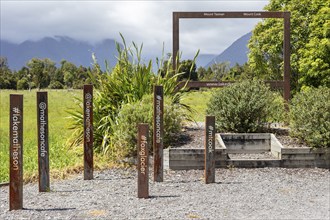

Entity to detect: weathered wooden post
[9,94,23,210]
[83,85,93,180]
[37,92,50,192]
[205,116,215,184]
[153,85,164,182]
[137,123,149,198]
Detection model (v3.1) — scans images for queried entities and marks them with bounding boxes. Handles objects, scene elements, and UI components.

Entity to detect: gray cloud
[0,0,269,58]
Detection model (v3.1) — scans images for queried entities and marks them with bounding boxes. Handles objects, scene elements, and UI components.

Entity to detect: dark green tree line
[0,56,92,90]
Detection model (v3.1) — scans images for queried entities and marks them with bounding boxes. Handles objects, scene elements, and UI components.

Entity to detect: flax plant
[67,35,196,156]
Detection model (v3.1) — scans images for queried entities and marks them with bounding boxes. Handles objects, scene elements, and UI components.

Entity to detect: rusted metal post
[205,116,215,184]
[9,94,23,210]
[173,12,180,71]
[283,12,291,102]
[37,92,50,192]
[83,85,93,180]
[137,123,149,198]
[153,85,164,182]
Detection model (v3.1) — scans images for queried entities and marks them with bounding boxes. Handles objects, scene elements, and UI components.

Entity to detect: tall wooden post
[137,123,149,198]
[283,11,291,102]
[205,116,215,184]
[9,94,23,210]
[83,85,93,180]
[37,92,50,192]
[153,85,164,182]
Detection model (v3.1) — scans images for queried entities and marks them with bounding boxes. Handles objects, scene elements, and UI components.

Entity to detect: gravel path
[1,168,329,219]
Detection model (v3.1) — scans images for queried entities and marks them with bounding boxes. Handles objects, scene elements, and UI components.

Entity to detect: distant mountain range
[0,32,252,71]
[0,36,119,71]
[205,32,251,68]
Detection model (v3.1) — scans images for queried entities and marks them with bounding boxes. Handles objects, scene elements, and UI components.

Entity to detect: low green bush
[290,87,330,148]
[206,80,285,133]
[110,94,183,160]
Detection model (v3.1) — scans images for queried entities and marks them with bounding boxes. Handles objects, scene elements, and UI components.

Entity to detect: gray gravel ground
[1,167,329,220]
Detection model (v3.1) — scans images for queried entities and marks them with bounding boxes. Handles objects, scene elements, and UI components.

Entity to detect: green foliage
[0,56,92,90]
[111,95,183,159]
[0,56,16,89]
[206,80,285,133]
[298,6,330,89]
[197,63,252,81]
[27,58,55,89]
[68,35,191,156]
[290,87,330,148]
[248,0,330,92]
[181,90,212,122]
[16,77,29,90]
[177,59,198,81]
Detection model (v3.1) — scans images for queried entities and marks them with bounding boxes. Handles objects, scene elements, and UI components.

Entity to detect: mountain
[0,36,119,70]
[1,32,252,71]
[195,54,217,67]
[205,32,252,68]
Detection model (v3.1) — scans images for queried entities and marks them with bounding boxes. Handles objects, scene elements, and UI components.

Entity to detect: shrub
[206,80,285,133]
[67,35,193,156]
[290,87,330,148]
[110,94,183,160]
[49,81,64,89]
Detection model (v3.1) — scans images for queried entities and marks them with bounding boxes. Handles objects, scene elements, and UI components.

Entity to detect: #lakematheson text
[12,107,21,171]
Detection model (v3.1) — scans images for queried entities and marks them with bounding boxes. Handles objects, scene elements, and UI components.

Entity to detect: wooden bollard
[37,92,50,192]
[137,123,149,198]
[205,116,215,184]
[153,85,164,182]
[83,85,93,180]
[9,94,23,210]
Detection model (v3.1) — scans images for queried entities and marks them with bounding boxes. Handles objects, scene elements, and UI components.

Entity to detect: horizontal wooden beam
[173,11,288,19]
[177,80,285,90]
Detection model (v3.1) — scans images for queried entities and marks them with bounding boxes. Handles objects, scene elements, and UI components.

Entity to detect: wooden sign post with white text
[205,116,215,184]
[37,92,50,192]
[84,85,93,180]
[9,94,23,210]
[153,85,164,182]
[137,123,149,198]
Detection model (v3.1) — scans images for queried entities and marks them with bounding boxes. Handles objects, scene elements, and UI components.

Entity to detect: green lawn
[0,89,212,183]
[0,89,85,182]
[181,90,213,122]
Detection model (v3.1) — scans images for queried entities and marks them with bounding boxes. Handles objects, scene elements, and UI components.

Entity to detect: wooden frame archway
[172,11,291,101]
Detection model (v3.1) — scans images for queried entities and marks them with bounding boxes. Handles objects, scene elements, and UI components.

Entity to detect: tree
[60,60,77,88]
[0,56,16,89]
[197,66,212,81]
[16,67,31,90]
[177,59,198,81]
[27,58,55,89]
[158,56,198,81]
[210,62,230,81]
[248,0,330,92]
[298,6,330,89]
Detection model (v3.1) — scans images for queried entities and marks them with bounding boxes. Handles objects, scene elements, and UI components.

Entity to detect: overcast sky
[0,0,269,58]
